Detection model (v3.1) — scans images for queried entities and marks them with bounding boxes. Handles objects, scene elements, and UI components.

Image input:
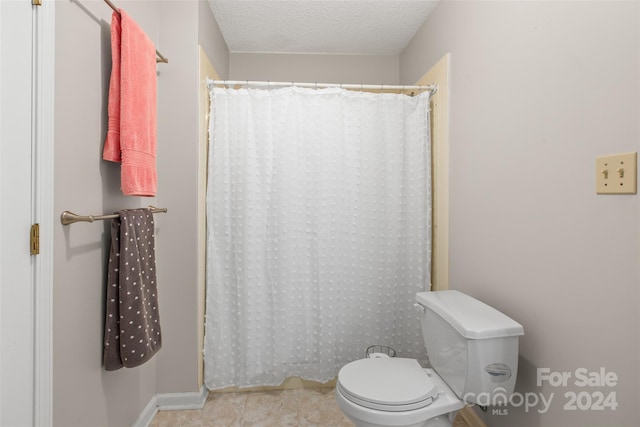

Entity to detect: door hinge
[30,224,40,255]
[32,0,42,6]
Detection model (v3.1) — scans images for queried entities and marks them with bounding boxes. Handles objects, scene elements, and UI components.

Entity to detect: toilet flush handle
[413,303,426,313]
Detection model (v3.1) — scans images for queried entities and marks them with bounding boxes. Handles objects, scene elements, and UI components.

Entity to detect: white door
[0,0,37,425]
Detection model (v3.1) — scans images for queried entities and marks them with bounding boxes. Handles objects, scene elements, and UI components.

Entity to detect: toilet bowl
[335,290,524,427]
[335,358,463,427]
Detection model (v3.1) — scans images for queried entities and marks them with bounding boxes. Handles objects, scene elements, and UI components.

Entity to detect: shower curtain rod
[209,80,437,94]
[104,0,169,63]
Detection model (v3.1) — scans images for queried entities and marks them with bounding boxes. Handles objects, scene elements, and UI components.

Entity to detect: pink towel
[103,9,157,197]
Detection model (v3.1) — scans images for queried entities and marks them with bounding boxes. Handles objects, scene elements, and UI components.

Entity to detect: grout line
[298,388,304,426]
[237,391,249,426]
[179,412,188,427]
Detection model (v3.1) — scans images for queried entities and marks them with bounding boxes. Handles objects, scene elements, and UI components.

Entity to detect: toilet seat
[337,358,438,412]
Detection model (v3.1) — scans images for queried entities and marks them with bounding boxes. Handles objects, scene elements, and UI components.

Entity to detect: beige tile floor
[149,388,354,427]
[150,388,470,427]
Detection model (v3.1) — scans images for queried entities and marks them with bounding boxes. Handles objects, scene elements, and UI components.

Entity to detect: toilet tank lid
[416,290,524,339]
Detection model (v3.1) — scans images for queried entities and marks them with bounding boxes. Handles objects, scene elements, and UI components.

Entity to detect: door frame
[34,1,55,425]
[414,53,450,291]
[0,0,53,424]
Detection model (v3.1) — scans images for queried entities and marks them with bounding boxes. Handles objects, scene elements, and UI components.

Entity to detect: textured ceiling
[208,1,439,55]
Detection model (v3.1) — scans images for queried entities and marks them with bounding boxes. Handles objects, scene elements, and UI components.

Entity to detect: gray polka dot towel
[104,209,162,370]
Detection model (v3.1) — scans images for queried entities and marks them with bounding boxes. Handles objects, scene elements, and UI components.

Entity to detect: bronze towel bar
[60,206,167,225]
[104,0,169,64]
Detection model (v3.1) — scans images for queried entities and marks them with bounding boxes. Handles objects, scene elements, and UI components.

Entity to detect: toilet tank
[415,290,524,405]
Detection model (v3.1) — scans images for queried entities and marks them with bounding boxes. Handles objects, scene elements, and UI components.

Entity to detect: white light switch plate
[595,152,637,194]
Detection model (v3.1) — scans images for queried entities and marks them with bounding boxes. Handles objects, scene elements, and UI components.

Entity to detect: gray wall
[400,1,640,426]
[54,2,158,425]
[52,0,639,425]
[155,0,200,395]
[199,0,229,80]
[230,53,399,84]
[53,1,227,425]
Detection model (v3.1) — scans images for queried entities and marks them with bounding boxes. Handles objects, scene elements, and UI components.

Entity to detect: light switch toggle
[596,152,637,194]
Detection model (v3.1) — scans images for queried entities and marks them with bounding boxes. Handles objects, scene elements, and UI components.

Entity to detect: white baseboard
[132,395,158,427]
[156,387,209,411]
[133,387,208,427]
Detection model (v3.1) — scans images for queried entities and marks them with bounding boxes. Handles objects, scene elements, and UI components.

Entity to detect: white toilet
[335,290,524,427]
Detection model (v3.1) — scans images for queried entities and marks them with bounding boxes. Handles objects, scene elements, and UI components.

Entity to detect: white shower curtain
[204,86,431,389]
